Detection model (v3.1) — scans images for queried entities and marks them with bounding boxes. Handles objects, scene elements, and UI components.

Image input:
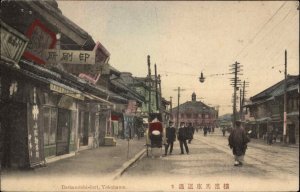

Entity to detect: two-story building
[171,92,218,129]
[244,75,299,144]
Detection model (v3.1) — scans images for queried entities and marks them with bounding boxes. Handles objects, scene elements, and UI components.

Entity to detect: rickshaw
[145,118,166,157]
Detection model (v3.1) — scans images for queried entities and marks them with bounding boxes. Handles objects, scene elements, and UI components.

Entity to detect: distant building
[171,92,218,128]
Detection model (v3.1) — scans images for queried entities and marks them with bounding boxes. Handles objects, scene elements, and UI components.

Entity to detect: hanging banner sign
[125,100,137,114]
[27,87,45,167]
[43,49,96,65]
[93,41,110,64]
[23,19,56,65]
[0,20,28,63]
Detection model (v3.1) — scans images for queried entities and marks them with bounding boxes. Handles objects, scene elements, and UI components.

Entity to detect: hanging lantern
[199,72,205,83]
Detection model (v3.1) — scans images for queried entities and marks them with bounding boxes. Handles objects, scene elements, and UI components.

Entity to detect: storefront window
[43,106,57,145]
[50,108,57,144]
[0,76,2,98]
[43,107,50,145]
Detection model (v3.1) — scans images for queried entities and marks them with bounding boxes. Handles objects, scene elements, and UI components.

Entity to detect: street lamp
[199,72,205,83]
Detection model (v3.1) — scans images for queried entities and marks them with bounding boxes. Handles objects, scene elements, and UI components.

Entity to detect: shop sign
[94,41,110,65]
[23,19,57,65]
[50,83,84,100]
[0,20,28,63]
[43,49,95,65]
[125,100,137,114]
[27,87,45,167]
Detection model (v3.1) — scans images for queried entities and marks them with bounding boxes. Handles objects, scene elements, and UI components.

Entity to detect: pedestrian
[204,126,208,136]
[187,123,195,144]
[228,121,250,166]
[164,121,176,156]
[267,130,273,145]
[222,127,226,137]
[178,122,189,154]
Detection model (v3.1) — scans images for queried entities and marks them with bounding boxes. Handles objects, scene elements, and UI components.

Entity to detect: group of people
[164,121,195,156]
[163,120,251,167]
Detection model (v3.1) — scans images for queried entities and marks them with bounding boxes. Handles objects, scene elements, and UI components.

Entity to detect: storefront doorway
[288,124,296,144]
[56,108,71,156]
[78,111,89,146]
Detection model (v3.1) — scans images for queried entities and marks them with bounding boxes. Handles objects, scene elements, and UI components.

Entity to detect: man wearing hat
[228,120,250,166]
[165,121,176,156]
[178,122,189,154]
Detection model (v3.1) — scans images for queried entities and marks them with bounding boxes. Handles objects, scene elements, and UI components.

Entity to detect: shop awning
[83,93,114,106]
[255,117,271,122]
[287,111,299,116]
[49,79,84,100]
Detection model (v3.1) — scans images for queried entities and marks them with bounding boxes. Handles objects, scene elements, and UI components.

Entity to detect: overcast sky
[58,1,299,115]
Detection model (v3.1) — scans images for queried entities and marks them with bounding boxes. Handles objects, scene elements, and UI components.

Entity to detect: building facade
[244,75,299,145]
[171,93,218,129]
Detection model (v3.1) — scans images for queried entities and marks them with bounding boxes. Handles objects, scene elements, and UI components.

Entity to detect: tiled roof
[251,75,299,101]
[172,100,216,113]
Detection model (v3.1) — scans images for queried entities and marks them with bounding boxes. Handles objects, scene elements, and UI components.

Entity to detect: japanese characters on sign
[49,83,84,100]
[125,100,137,114]
[93,41,110,65]
[27,87,45,167]
[43,49,96,65]
[23,19,56,65]
[0,20,28,63]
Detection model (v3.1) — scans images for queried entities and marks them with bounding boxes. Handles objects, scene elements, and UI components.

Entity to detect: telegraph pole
[283,50,287,144]
[147,55,152,121]
[230,61,243,129]
[155,64,159,111]
[240,80,249,121]
[173,87,185,129]
[170,96,173,120]
[177,87,180,129]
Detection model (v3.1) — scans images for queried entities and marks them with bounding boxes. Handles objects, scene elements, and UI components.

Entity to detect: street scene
[0,0,299,192]
[123,131,299,191]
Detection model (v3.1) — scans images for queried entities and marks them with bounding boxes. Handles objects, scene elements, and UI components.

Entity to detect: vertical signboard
[0,20,28,63]
[23,19,56,65]
[27,87,45,167]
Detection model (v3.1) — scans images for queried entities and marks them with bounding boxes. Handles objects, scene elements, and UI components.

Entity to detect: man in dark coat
[228,121,250,166]
[178,122,189,154]
[187,123,195,144]
[165,121,176,156]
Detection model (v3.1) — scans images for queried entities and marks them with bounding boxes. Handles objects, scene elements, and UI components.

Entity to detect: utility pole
[170,96,173,120]
[147,55,152,122]
[283,50,287,144]
[230,61,243,129]
[240,88,242,120]
[177,87,180,129]
[158,74,163,124]
[240,80,249,121]
[173,87,185,129]
[154,64,159,111]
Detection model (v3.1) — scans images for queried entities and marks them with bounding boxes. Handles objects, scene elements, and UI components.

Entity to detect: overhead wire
[239,6,298,75]
[246,5,297,61]
[235,1,287,59]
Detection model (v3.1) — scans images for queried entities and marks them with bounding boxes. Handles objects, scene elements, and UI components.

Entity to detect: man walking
[187,123,195,144]
[228,121,250,166]
[165,121,176,156]
[178,122,189,154]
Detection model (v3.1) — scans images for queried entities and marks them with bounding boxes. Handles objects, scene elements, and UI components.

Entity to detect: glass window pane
[43,107,50,145]
[49,108,57,144]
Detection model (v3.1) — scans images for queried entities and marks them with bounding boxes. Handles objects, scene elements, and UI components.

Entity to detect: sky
[57,1,299,115]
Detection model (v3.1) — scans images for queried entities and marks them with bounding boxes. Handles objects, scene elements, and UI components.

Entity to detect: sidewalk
[1,137,146,178]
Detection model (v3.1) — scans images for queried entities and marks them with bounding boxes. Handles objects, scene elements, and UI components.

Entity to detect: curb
[112,148,146,180]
